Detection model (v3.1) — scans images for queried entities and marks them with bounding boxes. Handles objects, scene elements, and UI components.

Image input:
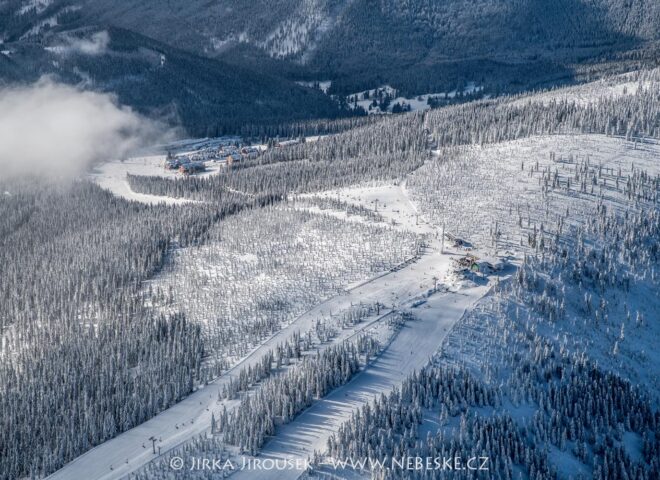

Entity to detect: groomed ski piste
[228,286,490,480]
[47,179,497,480]
[48,70,660,480]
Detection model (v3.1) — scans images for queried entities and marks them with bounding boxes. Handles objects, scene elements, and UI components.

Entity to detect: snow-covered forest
[146,206,420,377]
[1,68,659,480]
[0,181,217,477]
[319,196,660,478]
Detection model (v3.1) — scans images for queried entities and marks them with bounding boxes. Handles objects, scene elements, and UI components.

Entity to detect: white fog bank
[0,78,171,178]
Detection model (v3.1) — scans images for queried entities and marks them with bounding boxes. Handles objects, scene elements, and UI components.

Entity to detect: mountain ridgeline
[74,0,660,90]
[1,0,659,136]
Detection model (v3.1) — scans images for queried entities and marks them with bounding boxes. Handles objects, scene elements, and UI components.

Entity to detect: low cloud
[0,78,172,177]
[46,30,110,56]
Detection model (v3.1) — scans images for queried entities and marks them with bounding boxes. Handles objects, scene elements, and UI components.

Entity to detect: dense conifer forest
[0,180,222,477]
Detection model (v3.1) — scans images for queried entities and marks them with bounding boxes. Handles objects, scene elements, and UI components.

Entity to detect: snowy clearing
[346,83,483,114]
[509,70,657,108]
[145,206,421,367]
[88,155,204,204]
[413,134,660,252]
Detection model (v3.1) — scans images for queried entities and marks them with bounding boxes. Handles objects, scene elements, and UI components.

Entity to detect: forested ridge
[127,70,659,203]
[52,0,660,96]
[0,24,351,138]
[2,0,659,135]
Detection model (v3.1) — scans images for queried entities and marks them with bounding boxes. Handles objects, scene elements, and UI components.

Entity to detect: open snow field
[410,134,660,252]
[298,183,436,236]
[145,206,421,366]
[88,155,211,204]
[509,70,657,108]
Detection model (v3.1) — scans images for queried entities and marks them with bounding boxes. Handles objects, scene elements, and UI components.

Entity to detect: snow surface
[415,134,660,252]
[509,72,655,108]
[409,134,660,395]
[145,205,420,364]
[88,155,202,205]
[298,183,435,237]
[231,284,489,480]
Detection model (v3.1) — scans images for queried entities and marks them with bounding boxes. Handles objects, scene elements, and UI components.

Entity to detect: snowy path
[231,284,489,480]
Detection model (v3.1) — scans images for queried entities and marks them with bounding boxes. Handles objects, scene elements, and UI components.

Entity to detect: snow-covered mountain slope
[0,25,346,137]
[4,0,657,103]
[45,190,466,480]
[508,69,657,107]
[409,134,659,253]
[71,0,659,63]
[174,75,660,479]
[330,165,659,477]
[229,285,490,480]
[108,126,659,479]
[408,132,660,388]
[9,68,659,480]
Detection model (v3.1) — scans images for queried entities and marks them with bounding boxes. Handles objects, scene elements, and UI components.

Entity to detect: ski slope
[48,180,496,480]
[231,284,490,480]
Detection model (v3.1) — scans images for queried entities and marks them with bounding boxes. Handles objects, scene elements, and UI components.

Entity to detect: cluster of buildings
[164,145,262,175]
[218,146,260,164]
[161,137,307,176]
